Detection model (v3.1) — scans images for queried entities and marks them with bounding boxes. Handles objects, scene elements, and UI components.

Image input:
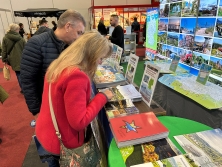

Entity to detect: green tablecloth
[108,116,212,167]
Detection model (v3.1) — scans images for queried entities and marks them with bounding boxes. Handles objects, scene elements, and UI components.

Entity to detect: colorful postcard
[158,31,167,44]
[159,4,169,18]
[167,32,179,47]
[211,38,222,58]
[193,36,213,54]
[182,0,198,17]
[178,34,194,50]
[198,0,218,17]
[218,0,222,16]
[160,0,169,4]
[214,18,222,38]
[179,49,193,65]
[157,43,167,58]
[168,18,180,33]
[169,2,182,17]
[165,45,178,59]
[195,18,216,37]
[196,63,212,85]
[191,51,211,69]
[158,18,168,31]
[209,56,222,78]
[180,18,196,34]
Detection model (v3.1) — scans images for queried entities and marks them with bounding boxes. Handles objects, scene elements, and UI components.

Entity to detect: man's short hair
[111,14,119,20]
[39,18,48,25]
[57,9,86,28]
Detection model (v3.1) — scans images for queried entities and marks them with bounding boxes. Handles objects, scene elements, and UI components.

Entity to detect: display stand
[124,33,136,58]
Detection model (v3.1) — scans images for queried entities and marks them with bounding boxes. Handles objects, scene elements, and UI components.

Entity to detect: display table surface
[108,116,212,167]
[158,73,222,109]
[144,60,188,74]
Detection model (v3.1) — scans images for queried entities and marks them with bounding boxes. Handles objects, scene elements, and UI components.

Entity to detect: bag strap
[48,83,62,140]
[8,41,17,55]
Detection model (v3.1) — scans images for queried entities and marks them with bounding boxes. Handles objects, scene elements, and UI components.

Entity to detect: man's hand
[105,35,110,40]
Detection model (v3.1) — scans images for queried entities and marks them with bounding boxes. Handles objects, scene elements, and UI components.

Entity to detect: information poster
[159,0,222,86]
[125,54,139,84]
[139,62,160,107]
[146,8,159,51]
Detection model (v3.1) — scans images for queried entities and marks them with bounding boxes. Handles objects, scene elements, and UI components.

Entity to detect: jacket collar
[48,30,68,53]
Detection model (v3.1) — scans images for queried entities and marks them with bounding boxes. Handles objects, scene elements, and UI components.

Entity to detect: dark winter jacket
[98,22,107,35]
[34,26,51,36]
[20,30,68,115]
[1,30,26,71]
[131,21,140,32]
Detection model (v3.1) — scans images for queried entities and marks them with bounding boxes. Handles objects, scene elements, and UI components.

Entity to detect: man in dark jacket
[34,18,51,36]
[106,14,124,50]
[20,9,86,119]
[131,17,140,44]
[97,17,107,35]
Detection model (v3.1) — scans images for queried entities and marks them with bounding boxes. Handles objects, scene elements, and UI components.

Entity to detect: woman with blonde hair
[35,31,114,167]
[1,23,26,93]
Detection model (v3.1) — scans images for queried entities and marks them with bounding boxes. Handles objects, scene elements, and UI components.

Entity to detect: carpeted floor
[0,64,35,167]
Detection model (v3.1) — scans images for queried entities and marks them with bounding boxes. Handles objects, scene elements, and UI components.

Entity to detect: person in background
[18,23,26,38]
[35,31,113,167]
[106,14,124,50]
[1,23,26,93]
[131,17,140,44]
[97,17,107,35]
[20,9,86,120]
[51,21,57,31]
[34,18,50,35]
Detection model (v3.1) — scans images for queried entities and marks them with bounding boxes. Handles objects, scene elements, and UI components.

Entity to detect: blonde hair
[46,31,112,83]
[57,9,86,28]
[7,23,19,32]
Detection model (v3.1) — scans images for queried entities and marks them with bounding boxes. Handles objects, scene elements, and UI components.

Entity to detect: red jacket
[36,68,107,155]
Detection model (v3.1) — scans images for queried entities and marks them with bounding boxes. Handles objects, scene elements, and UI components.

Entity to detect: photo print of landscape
[156,0,222,85]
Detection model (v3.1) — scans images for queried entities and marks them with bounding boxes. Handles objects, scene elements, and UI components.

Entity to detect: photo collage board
[158,0,222,85]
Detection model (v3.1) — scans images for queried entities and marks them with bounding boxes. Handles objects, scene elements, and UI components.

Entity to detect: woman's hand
[102,89,114,100]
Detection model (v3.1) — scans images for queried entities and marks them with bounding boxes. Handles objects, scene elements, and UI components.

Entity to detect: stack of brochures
[116,84,142,102]
[105,99,139,120]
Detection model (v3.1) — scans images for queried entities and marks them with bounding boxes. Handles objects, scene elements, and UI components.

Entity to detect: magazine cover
[120,138,180,167]
[174,128,222,166]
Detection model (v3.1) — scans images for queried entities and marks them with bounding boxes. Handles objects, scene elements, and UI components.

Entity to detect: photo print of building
[198,0,218,17]
[168,18,181,32]
[160,4,169,17]
[170,2,182,17]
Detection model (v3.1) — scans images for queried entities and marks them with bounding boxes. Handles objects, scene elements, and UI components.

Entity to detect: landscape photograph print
[195,18,216,37]
[158,18,168,31]
[191,51,210,69]
[169,2,182,17]
[193,36,213,54]
[180,18,196,34]
[211,38,222,57]
[198,0,218,17]
[218,0,222,16]
[209,56,222,77]
[179,34,194,50]
[158,31,167,44]
[167,32,179,47]
[214,18,222,38]
[160,4,170,17]
[178,48,193,65]
[182,0,198,17]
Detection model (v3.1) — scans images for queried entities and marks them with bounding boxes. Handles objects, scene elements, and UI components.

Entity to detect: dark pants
[33,135,60,167]
[15,71,22,90]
